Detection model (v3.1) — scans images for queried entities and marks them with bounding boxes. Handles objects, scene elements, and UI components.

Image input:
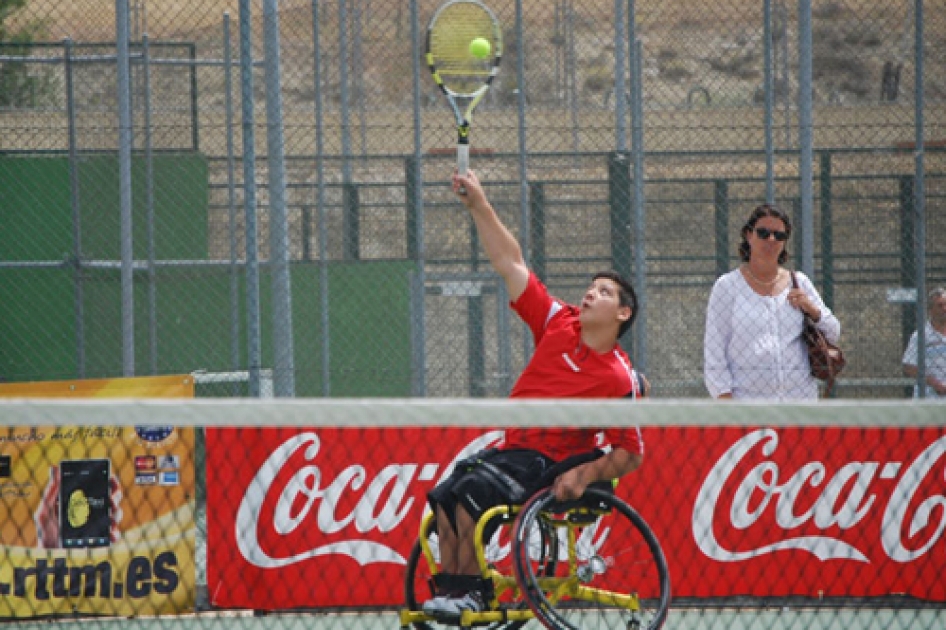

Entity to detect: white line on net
[0,399,942,428]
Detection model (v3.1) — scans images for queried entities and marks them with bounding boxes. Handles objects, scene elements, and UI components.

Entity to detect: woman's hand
[788,288,820,321]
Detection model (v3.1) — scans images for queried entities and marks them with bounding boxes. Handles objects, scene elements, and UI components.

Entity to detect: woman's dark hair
[592,270,638,339]
[738,203,792,264]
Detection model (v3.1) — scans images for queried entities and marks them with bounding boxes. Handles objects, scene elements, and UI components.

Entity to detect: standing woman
[704,204,841,400]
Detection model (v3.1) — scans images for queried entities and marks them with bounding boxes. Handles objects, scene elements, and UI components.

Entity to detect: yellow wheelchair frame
[400,484,670,630]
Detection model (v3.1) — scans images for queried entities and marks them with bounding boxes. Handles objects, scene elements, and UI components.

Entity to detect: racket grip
[457,143,470,177]
[457,144,470,195]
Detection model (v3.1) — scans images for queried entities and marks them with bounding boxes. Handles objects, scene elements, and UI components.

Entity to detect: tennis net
[1,398,944,630]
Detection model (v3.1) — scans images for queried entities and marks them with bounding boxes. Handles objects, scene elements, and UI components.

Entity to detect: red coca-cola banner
[206,425,946,609]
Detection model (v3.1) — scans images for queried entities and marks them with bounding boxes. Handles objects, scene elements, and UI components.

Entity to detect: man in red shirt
[422,170,648,619]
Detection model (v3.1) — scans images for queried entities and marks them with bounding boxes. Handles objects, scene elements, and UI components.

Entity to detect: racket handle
[457,143,470,176]
[457,144,470,195]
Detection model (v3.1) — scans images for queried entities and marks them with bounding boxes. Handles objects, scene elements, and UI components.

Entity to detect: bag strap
[790,271,812,322]
[792,271,837,397]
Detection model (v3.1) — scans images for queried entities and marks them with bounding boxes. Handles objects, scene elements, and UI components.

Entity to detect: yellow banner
[0,375,196,618]
[0,374,194,398]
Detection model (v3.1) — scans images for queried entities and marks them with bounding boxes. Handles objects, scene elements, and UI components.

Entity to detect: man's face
[930,294,946,327]
[579,278,630,331]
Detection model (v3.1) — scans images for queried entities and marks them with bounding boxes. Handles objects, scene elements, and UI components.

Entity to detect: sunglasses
[754,227,789,241]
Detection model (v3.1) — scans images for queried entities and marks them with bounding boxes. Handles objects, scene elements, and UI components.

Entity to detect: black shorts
[428,448,555,535]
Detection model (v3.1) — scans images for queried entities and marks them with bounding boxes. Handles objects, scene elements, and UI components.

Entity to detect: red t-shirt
[502,272,644,461]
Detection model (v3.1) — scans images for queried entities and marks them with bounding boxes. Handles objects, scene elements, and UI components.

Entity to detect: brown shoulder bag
[790,272,846,395]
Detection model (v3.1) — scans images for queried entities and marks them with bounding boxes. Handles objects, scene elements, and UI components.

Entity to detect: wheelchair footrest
[461,608,534,625]
[432,573,496,602]
[400,605,535,628]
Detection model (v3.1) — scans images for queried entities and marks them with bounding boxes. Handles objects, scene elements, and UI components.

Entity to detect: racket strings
[429,5,498,95]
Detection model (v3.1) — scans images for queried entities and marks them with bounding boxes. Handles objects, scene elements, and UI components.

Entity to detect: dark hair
[592,270,638,339]
[739,203,792,264]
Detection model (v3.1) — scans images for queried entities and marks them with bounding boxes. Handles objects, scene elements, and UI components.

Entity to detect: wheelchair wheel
[512,487,671,630]
[404,513,558,630]
[404,538,439,630]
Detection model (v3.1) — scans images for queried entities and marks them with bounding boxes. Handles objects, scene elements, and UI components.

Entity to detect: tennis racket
[425,0,502,188]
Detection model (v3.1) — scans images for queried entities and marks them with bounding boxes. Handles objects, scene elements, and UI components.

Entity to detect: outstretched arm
[453,170,530,301]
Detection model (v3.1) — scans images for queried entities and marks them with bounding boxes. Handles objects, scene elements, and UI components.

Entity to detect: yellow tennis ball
[469,37,490,59]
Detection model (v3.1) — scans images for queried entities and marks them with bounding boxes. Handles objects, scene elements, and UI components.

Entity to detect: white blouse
[703,269,841,400]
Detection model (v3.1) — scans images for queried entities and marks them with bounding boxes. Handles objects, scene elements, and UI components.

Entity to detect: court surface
[12,607,946,630]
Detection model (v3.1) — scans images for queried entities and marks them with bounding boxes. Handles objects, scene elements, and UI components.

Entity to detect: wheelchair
[400,455,671,630]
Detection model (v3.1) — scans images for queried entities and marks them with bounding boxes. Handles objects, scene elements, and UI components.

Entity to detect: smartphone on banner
[59,459,111,548]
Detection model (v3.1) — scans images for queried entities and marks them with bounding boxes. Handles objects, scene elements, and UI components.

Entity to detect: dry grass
[16,1,944,124]
[8,0,943,167]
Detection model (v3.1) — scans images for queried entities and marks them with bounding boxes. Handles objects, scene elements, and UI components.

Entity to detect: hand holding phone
[34,460,123,549]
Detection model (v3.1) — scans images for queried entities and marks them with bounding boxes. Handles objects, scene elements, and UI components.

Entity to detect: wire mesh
[0,0,944,399]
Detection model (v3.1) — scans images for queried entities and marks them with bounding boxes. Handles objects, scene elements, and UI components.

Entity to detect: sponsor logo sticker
[135,473,158,486]
[135,455,157,471]
[158,455,180,471]
[134,426,175,444]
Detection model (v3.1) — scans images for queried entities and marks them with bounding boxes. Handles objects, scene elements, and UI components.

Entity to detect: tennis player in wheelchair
[420,170,649,619]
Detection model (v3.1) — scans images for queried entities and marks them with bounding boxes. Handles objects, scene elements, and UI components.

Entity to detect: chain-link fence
[1,0,944,398]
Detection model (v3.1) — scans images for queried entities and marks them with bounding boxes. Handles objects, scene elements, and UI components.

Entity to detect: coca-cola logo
[235,430,505,569]
[692,429,946,563]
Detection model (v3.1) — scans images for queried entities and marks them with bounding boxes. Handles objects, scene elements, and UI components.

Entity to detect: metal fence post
[338,0,353,185]
[469,222,484,398]
[714,179,729,279]
[223,14,241,383]
[189,42,198,152]
[763,0,775,204]
[899,175,916,354]
[819,150,834,308]
[65,38,86,379]
[405,157,420,262]
[344,183,360,260]
[239,0,262,397]
[116,0,135,376]
[313,0,330,396]
[143,34,158,375]
[608,152,632,282]
[608,151,633,353]
[912,0,927,398]
[797,0,814,277]
[529,181,546,284]
[629,30,647,371]
[409,0,426,398]
[468,294,484,398]
[263,0,295,397]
